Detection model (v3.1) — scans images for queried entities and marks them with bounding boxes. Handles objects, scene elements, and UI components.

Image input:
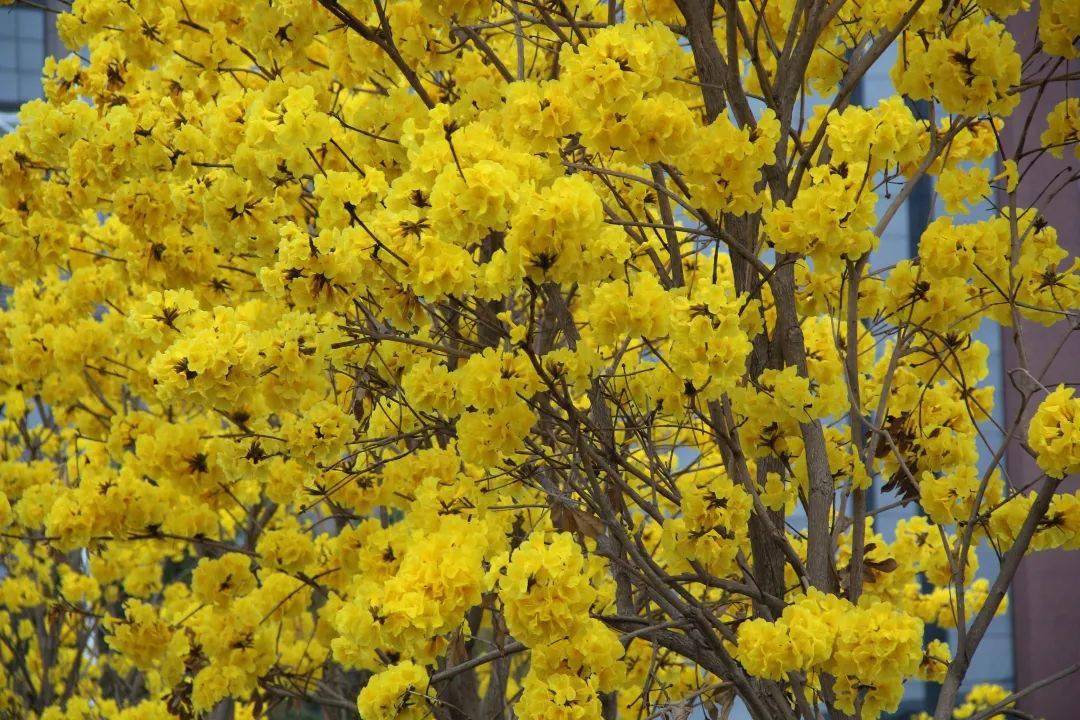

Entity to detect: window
[0,6,47,110]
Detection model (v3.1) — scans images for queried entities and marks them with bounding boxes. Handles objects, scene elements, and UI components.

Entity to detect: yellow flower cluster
[105,600,178,672]
[766,162,878,268]
[488,532,624,719]
[892,19,1021,117]
[357,661,432,720]
[332,516,491,671]
[192,553,257,607]
[735,589,924,718]
[914,683,1015,720]
[1039,0,1080,58]
[662,467,752,576]
[822,97,926,174]
[1028,386,1080,479]
[1042,99,1080,159]
[493,532,603,646]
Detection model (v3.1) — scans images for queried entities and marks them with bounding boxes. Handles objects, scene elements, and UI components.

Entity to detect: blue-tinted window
[0,6,46,109]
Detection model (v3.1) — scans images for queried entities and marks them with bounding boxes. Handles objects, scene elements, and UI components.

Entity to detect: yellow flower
[192,553,257,607]
[357,662,432,720]
[106,600,175,671]
[1028,386,1080,478]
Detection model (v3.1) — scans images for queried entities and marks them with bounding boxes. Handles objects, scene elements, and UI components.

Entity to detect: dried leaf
[550,502,605,539]
[448,629,470,666]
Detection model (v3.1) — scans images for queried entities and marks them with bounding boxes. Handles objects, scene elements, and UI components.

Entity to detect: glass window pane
[18,38,41,68]
[0,40,16,69]
[17,73,40,100]
[16,10,44,40]
[0,69,18,105]
[0,8,46,106]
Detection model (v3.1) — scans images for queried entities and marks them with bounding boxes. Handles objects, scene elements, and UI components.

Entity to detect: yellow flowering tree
[0,0,1078,719]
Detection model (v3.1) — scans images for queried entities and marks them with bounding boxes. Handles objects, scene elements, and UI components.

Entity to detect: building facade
[0,3,61,123]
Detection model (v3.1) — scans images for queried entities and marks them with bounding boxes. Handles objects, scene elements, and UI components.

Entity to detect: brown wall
[1003,6,1080,718]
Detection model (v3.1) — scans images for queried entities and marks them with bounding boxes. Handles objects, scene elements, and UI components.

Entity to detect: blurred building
[0,3,61,129]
